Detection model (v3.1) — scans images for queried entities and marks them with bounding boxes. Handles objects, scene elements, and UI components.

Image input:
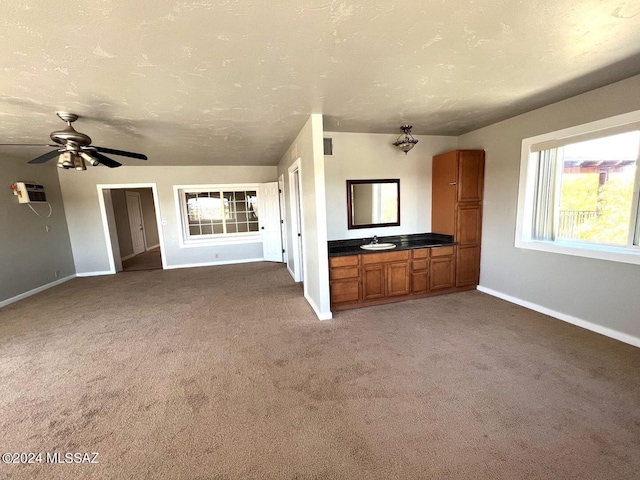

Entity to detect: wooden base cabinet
[411,248,429,294]
[362,251,410,299]
[329,255,361,307]
[362,264,385,300]
[387,262,411,297]
[429,246,456,291]
[456,245,480,287]
[329,246,473,310]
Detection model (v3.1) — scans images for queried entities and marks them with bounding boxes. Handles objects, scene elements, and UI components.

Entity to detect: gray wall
[58,165,277,274]
[0,161,75,303]
[111,190,134,258]
[458,74,640,342]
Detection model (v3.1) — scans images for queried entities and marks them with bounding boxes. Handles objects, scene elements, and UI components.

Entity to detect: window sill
[180,234,262,249]
[515,238,640,266]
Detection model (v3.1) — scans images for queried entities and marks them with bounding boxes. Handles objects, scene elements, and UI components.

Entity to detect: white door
[126,191,146,256]
[259,182,283,262]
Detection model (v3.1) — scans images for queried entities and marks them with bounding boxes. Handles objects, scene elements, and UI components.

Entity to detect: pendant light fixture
[393,125,418,154]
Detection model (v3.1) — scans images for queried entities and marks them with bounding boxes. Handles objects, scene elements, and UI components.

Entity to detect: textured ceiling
[1,0,640,167]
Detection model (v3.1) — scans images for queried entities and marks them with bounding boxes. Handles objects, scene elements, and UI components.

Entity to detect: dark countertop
[328,233,456,257]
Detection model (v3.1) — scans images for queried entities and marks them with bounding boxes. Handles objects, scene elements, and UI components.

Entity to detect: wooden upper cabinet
[431,150,458,236]
[457,150,485,203]
[432,150,485,235]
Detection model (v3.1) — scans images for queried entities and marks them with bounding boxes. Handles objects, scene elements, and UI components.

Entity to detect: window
[516,110,640,265]
[177,186,260,245]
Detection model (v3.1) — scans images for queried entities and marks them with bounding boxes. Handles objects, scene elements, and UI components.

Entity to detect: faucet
[372,235,378,244]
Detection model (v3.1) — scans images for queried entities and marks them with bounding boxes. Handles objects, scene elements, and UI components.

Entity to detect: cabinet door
[456,245,480,287]
[457,150,485,203]
[387,262,410,297]
[430,256,455,291]
[431,151,458,235]
[456,204,482,246]
[411,272,428,294]
[330,279,360,305]
[362,265,385,300]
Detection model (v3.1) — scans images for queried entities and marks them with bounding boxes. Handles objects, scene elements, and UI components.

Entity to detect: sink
[360,243,397,251]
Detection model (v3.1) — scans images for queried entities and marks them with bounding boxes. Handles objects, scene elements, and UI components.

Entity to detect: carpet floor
[0,262,639,479]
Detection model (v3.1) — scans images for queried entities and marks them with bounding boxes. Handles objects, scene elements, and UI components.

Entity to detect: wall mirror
[347,179,400,229]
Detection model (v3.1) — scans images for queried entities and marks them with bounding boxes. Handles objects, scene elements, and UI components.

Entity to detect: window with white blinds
[516,110,640,265]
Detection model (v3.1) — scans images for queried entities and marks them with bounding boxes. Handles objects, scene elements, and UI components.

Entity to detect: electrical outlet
[215,253,219,259]
[46,225,51,232]
[54,270,59,279]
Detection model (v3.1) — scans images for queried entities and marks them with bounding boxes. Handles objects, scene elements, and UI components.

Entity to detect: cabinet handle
[448,182,457,186]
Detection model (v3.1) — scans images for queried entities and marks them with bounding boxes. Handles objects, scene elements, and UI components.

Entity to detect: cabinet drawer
[361,250,409,265]
[431,246,455,257]
[412,259,428,271]
[330,266,359,281]
[330,279,360,305]
[329,255,359,268]
[412,248,429,259]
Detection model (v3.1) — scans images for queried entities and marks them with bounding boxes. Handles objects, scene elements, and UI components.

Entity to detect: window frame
[515,110,640,266]
[174,184,262,248]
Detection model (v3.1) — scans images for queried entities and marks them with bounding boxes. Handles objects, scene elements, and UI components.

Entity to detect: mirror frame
[346,179,400,230]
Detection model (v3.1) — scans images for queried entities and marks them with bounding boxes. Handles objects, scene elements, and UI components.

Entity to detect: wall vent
[323,137,333,156]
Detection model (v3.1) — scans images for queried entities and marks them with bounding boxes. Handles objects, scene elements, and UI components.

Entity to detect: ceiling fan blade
[28,149,61,164]
[0,143,59,147]
[91,152,122,168]
[92,146,147,160]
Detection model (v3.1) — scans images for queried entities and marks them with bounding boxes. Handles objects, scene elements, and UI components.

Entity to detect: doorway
[278,174,287,264]
[288,160,304,283]
[98,184,165,273]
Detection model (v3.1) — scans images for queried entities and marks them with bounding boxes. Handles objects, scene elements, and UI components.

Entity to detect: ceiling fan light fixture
[57,151,75,169]
[73,153,87,171]
[393,125,418,154]
[80,151,99,166]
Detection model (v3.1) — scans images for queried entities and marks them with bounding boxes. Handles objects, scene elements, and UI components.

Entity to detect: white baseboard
[120,253,136,261]
[0,275,76,309]
[304,293,333,321]
[76,270,115,277]
[164,257,264,270]
[146,244,160,251]
[477,285,640,349]
[287,264,296,280]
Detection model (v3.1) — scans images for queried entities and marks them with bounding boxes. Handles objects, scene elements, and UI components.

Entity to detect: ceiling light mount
[393,125,418,154]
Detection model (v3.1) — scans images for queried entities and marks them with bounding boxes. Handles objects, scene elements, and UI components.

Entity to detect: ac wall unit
[14,182,47,203]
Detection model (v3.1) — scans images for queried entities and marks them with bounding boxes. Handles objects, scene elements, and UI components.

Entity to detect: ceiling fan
[1,112,148,170]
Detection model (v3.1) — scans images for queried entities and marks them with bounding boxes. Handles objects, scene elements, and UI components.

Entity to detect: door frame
[278,174,287,265]
[97,183,166,273]
[125,190,147,258]
[288,159,305,283]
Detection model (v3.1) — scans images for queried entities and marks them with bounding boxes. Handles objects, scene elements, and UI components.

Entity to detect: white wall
[277,115,331,319]
[459,74,640,346]
[58,165,276,274]
[323,132,458,240]
[0,161,75,304]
